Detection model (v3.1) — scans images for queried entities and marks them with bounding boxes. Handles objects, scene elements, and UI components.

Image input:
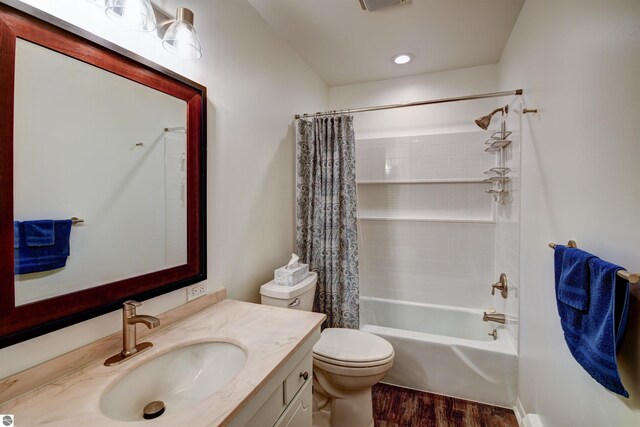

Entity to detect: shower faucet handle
[491,273,508,298]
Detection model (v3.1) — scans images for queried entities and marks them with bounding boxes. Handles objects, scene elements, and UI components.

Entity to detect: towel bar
[549,241,640,284]
[71,217,84,225]
[164,126,186,133]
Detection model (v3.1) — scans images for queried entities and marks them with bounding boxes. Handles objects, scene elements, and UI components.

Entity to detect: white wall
[0,0,327,378]
[499,1,640,426]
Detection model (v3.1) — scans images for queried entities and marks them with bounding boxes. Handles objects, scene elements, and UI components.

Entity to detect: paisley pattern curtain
[296,115,359,329]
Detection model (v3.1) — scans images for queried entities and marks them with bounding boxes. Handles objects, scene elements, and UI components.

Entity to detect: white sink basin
[100,341,246,422]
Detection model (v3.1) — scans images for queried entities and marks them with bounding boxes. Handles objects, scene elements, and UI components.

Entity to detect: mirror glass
[13,39,188,306]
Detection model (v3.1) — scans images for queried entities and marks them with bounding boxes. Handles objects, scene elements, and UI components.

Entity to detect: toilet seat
[313,352,394,368]
[313,328,395,368]
[313,354,394,377]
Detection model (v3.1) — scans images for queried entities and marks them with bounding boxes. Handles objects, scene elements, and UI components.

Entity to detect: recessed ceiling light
[392,53,413,65]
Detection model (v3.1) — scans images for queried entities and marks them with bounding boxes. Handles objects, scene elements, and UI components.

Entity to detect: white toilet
[260,273,394,427]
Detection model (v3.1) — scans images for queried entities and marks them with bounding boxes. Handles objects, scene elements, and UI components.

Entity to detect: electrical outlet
[187,283,207,301]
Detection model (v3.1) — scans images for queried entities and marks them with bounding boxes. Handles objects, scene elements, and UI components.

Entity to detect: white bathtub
[360,296,517,408]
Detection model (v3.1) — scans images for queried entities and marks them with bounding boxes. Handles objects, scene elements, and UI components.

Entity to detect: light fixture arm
[176,7,194,25]
[158,7,194,28]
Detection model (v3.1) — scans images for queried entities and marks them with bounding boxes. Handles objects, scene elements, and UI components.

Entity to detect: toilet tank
[260,272,317,311]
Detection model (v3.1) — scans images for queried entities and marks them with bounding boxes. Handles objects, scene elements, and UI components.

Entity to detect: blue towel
[14,219,72,275]
[13,221,20,249]
[555,246,597,311]
[555,250,630,397]
[24,220,55,247]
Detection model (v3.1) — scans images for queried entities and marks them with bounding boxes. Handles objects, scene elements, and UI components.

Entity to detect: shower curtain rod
[294,89,523,119]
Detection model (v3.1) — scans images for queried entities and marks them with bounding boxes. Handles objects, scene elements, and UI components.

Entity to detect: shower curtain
[296,115,359,329]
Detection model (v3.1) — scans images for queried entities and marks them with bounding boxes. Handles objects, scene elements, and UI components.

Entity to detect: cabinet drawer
[284,352,312,405]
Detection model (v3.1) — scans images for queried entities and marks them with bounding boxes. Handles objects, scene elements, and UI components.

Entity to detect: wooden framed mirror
[0,2,206,347]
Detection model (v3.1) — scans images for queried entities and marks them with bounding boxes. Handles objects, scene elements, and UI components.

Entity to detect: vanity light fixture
[392,53,413,65]
[104,0,157,32]
[162,8,202,60]
[102,1,203,60]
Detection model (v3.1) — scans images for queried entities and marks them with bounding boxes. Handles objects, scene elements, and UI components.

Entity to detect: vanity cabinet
[230,329,319,427]
[245,352,313,427]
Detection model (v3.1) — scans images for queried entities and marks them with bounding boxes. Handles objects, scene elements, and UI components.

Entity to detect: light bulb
[392,53,413,65]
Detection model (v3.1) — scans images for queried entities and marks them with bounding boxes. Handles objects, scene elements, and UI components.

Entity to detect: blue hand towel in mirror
[554,246,596,311]
[555,255,630,397]
[13,221,20,249]
[14,219,72,275]
[24,219,55,247]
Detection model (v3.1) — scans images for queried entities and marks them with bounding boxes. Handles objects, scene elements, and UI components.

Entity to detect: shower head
[474,114,494,130]
[475,106,507,130]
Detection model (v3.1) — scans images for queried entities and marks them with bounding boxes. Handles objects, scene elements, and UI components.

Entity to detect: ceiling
[248,0,525,87]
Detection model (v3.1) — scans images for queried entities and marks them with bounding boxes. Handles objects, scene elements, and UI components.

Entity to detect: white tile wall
[358,182,493,221]
[356,131,496,181]
[356,131,499,310]
[359,220,496,308]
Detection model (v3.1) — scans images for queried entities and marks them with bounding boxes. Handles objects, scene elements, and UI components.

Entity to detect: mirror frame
[0,2,207,347]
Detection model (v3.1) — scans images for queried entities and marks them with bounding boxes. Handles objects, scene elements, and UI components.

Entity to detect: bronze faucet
[105,301,160,366]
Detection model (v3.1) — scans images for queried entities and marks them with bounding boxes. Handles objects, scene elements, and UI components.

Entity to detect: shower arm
[489,106,507,118]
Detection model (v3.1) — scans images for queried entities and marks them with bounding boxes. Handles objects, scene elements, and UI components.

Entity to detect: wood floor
[372,383,518,427]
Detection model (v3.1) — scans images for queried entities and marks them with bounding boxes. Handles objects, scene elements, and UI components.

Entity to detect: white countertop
[0,299,325,426]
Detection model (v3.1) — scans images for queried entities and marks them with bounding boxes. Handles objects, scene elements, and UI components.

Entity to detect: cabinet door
[275,380,312,427]
[245,383,285,427]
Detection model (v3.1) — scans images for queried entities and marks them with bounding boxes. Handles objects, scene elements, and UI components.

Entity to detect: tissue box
[274,263,309,287]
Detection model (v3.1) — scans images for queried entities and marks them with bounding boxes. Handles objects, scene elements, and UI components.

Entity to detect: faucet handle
[490,273,508,298]
[491,282,504,295]
[123,300,141,313]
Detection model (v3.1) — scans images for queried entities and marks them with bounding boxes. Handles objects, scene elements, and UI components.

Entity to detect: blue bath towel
[554,246,597,311]
[554,249,630,397]
[14,219,72,275]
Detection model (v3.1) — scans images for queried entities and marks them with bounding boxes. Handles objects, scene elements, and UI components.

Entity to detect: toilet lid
[313,328,394,365]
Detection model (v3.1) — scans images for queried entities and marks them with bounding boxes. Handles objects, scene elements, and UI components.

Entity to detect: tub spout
[483,312,506,324]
